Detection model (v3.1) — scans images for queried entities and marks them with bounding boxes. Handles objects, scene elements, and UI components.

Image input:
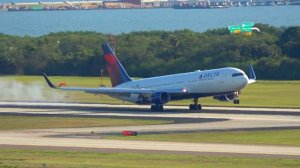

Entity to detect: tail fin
[102,42,132,87]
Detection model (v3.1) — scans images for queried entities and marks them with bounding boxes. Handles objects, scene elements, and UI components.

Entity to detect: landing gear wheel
[151,104,164,111]
[158,104,164,111]
[233,99,240,104]
[189,104,202,111]
[189,98,202,111]
[151,105,155,111]
[189,104,194,110]
[197,104,202,110]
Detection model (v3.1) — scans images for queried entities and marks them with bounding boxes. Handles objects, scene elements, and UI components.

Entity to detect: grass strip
[107,129,300,146]
[0,148,299,168]
[0,115,172,130]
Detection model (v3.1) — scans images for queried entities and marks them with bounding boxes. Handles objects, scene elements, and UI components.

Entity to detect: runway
[0,101,300,158]
[1,101,300,114]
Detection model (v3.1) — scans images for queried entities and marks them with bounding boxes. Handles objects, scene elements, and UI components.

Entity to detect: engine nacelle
[213,92,238,102]
[151,92,170,105]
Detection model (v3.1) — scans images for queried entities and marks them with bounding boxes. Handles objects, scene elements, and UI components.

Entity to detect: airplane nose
[243,75,249,86]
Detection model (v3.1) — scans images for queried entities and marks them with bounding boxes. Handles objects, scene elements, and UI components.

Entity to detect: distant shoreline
[0,0,299,12]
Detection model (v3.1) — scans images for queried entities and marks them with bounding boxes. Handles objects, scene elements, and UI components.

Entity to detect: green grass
[106,129,300,146]
[1,76,300,108]
[0,116,172,130]
[0,148,299,168]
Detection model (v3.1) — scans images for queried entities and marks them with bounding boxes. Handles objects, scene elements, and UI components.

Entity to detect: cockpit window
[232,73,243,77]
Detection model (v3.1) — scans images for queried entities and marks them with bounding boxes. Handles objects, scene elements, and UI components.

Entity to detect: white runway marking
[1,133,300,156]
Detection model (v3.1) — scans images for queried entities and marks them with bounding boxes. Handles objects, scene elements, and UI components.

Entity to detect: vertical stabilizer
[102,42,132,87]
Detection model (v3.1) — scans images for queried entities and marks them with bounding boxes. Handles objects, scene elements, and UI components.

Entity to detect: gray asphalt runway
[0,102,300,158]
[1,101,300,115]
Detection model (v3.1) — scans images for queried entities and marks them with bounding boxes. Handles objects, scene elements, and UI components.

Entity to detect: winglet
[248,64,256,84]
[43,73,56,88]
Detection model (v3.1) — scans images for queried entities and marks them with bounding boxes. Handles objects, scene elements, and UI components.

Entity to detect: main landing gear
[189,98,202,111]
[151,104,164,111]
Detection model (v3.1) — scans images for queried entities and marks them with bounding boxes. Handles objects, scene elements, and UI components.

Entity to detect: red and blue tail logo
[102,42,132,87]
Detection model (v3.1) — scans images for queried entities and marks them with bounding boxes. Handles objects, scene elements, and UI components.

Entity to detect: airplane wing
[43,73,187,95]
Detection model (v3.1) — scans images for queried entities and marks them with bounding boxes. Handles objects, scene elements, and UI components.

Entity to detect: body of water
[0,6,299,36]
[0,0,82,2]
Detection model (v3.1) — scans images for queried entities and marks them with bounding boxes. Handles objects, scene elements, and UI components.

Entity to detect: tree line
[0,24,299,79]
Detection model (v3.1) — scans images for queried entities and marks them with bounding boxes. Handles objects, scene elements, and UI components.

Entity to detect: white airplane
[44,42,256,111]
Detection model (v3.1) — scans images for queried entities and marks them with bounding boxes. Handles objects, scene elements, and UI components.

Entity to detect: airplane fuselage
[114,67,249,104]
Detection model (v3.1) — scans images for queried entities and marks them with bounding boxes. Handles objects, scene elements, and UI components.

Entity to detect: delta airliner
[44,42,256,111]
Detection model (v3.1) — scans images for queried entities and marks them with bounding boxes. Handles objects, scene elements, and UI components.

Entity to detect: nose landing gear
[233,91,240,104]
[233,99,240,104]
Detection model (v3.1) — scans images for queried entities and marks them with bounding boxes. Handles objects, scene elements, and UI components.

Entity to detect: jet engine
[213,92,239,102]
[151,92,170,104]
